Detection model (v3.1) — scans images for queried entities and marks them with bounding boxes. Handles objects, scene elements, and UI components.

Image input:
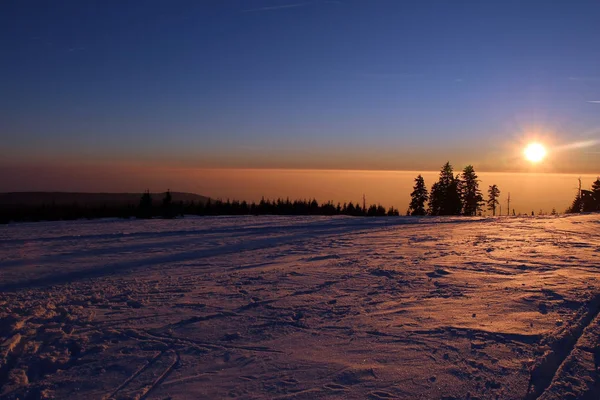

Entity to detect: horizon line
[144,166,600,176]
[2,161,600,177]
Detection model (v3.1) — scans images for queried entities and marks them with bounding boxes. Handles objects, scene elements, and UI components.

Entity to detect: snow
[1,215,599,399]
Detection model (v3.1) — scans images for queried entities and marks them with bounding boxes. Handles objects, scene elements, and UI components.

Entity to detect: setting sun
[524,143,547,163]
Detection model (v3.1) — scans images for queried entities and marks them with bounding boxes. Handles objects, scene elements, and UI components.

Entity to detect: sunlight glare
[524,143,547,163]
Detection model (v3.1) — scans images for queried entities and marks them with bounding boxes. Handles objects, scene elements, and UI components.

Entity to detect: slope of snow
[1,215,599,399]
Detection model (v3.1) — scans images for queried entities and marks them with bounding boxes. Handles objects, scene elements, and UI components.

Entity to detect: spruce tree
[428,182,442,215]
[461,165,483,216]
[428,162,462,215]
[162,190,174,218]
[447,175,463,215]
[487,184,500,216]
[346,202,355,215]
[138,190,153,219]
[567,178,584,213]
[163,190,172,206]
[592,177,600,211]
[567,194,583,213]
[408,175,428,216]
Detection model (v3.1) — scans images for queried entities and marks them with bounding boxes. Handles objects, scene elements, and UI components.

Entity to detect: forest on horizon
[1,163,599,224]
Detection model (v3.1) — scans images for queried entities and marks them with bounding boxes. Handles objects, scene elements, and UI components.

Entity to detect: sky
[1,0,600,189]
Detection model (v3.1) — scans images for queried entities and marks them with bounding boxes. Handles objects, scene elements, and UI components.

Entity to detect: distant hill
[0,192,210,207]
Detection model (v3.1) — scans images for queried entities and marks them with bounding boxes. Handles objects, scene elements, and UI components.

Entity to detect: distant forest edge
[0,192,209,223]
[0,192,209,207]
[1,163,599,223]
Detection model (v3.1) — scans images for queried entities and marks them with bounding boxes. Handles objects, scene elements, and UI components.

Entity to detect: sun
[524,142,547,163]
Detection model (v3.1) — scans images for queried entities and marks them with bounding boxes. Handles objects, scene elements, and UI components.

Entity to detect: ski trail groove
[103,350,165,400]
[526,292,600,400]
[139,350,180,400]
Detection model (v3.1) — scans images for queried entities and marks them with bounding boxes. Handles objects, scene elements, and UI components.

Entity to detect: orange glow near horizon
[2,162,597,215]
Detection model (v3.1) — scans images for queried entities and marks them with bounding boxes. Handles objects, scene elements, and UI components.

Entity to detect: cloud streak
[554,139,600,152]
[242,2,312,13]
[588,100,600,104]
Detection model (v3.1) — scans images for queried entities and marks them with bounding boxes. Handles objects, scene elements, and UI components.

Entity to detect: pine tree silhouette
[162,190,175,218]
[567,195,583,213]
[428,182,442,215]
[138,190,153,219]
[387,206,399,216]
[592,177,600,211]
[461,165,483,216]
[487,184,500,216]
[447,176,463,215]
[567,178,584,213]
[408,174,428,216]
[346,202,355,215]
[428,162,462,215]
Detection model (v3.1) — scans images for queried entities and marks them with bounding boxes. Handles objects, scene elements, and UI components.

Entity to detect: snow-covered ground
[1,215,599,399]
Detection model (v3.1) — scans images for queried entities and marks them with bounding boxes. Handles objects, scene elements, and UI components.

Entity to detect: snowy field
[1,215,599,400]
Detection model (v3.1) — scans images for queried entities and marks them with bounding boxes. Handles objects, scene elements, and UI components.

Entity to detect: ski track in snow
[0,215,599,399]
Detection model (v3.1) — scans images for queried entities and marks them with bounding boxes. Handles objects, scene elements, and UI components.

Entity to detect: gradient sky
[2,0,600,175]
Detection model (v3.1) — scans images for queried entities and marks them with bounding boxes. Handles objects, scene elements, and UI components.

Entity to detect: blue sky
[2,0,600,173]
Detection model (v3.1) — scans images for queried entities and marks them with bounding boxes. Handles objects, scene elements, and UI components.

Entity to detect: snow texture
[1,215,599,399]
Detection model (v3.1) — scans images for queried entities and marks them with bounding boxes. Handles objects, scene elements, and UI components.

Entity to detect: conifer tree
[140,190,152,208]
[387,206,399,216]
[592,177,600,211]
[447,176,463,215]
[138,190,153,219]
[346,202,355,215]
[408,174,428,216]
[428,162,462,215]
[461,165,483,216]
[487,184,500,216]
[567,178,584,213]
[568,194,583,213]
[428,182,442,216]
[162,190,174,218]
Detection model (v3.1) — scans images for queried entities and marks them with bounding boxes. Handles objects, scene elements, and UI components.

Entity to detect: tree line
[0,190,400,223]
[408,162,501,216]
[408,162,600,216]
[2,166,599,223]
[137,190,401,218]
